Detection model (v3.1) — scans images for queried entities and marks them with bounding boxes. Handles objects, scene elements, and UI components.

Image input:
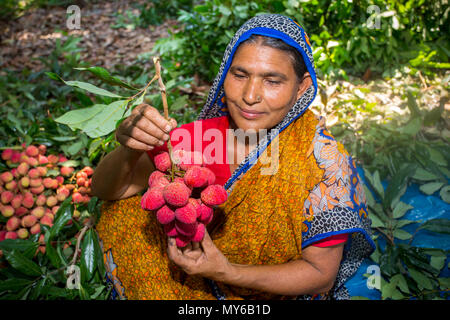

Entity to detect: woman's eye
[234,74,246,79]
[266,79,281,85]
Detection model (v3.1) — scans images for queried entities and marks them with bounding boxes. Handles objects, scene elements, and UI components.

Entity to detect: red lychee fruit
[141,188,165,211]
[38,144,47,155]
[1,205,14,217]
[52,206,60,215]
[6,216,21,231]
[175,235,191,248]
[174,202,197,225]
[76,177,86,187]
[11,194,23,209]
[1,149,13,161]
[191,223,206,242]
[197,203,214,224]
[200,185,228,206]
[11,168,19,179]
[76,171,88,180]
[60,166,74,177]
[82,166,94,176]
[38,155,49,165]
[1,191,13,204]
[48,154,59,164]
[175,220,198,237]
[36,194,46,206]
[46,196,58,207]
[42,177,54,188]
[30,223,40,235]
[17,228,29,239]
[148,170,165,188]
[22,192,34,208]
[151,176,170,191]
[0,172,13,183]
[156,205,176,224]
[21,215,38,228]
[154,151,172,172]
[5,180,17,191]
[30,185,44,194]
[57,186,70,197]
[163,221,178,237]
[163,182,191,207]
[31,206,45,219]
[184,166,208,188]
[56,192,67,202]
[5,231,18,240]
[0,230,6,241]
[14,207,28,217]
[25,145,39,157]
[200,167,216,186]
[55,176,64,185]
[26,157,39,167]
[20,176,30,188]
[30,178,42,188]
[188,198,201,212]
[37,166,47,177]
[28,168,40,179]
[72,192,84,203]
[40,214,53,227]
[17,162,30,176]
[59,154,68,163]
[10,151,21,163]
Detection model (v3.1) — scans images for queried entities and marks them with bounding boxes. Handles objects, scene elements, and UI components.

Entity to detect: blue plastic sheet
[345,168,450,299]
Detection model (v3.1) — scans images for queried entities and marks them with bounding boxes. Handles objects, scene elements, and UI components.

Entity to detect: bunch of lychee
[0,144,93,242]
[141,150,227,248]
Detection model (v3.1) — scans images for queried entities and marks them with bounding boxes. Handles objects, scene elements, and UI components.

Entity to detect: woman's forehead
[230,43,297,77]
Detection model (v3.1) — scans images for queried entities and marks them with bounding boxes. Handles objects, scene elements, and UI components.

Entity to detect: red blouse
[147,116,347,248]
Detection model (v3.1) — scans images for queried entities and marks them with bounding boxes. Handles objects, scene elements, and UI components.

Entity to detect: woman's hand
[167,231,234,282]
[116,103,177,152]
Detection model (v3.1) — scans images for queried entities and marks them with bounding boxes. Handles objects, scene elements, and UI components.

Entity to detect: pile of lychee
[141,150,227,248]
[0,144,93,242]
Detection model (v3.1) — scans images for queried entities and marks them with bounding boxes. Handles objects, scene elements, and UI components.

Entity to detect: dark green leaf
[92,230,105,277]
[3,250,42,277]
[383,164,416,210]
[419,218,450,235]
[0,239,39,252]
[408,268,434,290]
[392,201,413,219]
[0,278,34,293]
[45,230,62,269]
[74,67,138,91]
[440,185,450,203]
[65,81,123,98]
[49,199,73,239]
[80,229,96,281]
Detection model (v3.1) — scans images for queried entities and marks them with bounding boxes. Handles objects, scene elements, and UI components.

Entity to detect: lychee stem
[153,57,176,182]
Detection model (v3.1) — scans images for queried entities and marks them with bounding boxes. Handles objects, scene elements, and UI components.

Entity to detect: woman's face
[223,42,312,132]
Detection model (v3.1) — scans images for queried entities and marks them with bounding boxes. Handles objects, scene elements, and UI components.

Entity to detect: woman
[92,14,375,300]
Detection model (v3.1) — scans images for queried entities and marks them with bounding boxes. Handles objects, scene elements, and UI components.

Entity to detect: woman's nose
[242,78,262,105]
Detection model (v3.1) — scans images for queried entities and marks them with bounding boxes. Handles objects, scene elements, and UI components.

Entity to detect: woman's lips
[238,106,265,120]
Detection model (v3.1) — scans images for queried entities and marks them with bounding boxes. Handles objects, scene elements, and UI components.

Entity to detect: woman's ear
[296,72,312,100]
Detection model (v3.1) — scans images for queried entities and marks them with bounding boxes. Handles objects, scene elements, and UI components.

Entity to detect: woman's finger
[200,230,215,253]
[116,133,154,151]
[140,106,173,134]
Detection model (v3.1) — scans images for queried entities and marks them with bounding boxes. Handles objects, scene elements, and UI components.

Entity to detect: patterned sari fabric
[95,14,375,300]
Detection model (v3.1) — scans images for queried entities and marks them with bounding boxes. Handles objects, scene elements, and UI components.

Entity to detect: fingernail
[165,124,172,132]
[163,134,169,141]
[158,140,164,146]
